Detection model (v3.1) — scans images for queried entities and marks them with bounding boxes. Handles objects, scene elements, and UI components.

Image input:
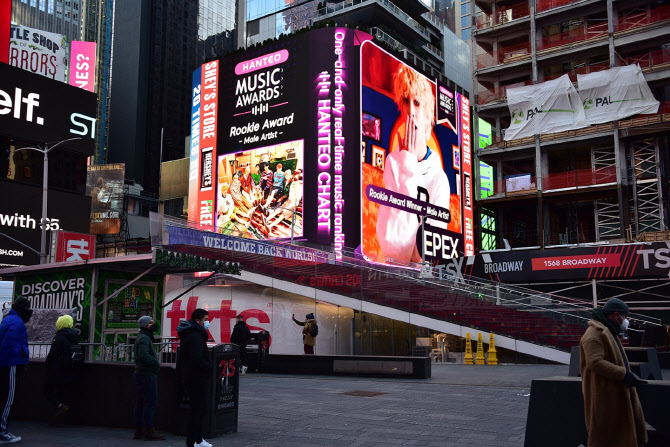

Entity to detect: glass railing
[315,0,429,38]
[150,212,663,353]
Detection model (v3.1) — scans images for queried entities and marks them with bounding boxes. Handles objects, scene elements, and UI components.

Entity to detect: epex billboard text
[188,28,470,268]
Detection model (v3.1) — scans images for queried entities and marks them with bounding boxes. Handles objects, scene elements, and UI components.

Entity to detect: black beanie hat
[603,298,629,315]
[306,313,315,320]
[12,296,31,311]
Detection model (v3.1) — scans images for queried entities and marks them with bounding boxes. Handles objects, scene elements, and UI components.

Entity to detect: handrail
[151,213,664,333]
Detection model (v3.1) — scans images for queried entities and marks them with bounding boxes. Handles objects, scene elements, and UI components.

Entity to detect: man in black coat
[230,315,251,375]
[176,309,212,447]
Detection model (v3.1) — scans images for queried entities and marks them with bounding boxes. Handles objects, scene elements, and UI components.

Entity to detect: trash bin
[246,331,269,372]
[174,343,240,437]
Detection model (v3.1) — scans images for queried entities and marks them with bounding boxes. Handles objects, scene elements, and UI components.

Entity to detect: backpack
[309,323,318,337]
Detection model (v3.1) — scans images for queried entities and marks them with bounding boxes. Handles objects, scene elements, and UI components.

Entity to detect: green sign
[153,249,241,275]
[478,118,492,149]
[104,281,157,329]
[14,269,93,341]
[479,162,494,199]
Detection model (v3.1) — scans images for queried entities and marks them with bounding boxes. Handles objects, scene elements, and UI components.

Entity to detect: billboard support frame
[14,137,81,264]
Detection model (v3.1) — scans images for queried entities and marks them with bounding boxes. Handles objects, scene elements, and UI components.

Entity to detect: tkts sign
[437,241,670,282]
[50,230,96,263]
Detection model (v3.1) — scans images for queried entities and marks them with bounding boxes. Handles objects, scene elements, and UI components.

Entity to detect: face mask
[148,324,159,333]
[203,321,210,330]
[18,308,33,323]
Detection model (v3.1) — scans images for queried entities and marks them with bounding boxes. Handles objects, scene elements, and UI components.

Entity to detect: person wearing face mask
[580,298,648,447]
[176,309,213,447]
[0,296,32,444]
[132,316,165,441]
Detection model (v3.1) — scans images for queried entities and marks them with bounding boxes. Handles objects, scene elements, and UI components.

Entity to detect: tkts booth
[0,253,242,435]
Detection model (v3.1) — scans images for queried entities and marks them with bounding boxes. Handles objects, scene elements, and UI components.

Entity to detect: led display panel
[215,140,304,240]
[360,42,463,266]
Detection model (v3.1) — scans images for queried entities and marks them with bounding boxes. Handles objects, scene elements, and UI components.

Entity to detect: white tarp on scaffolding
[504,74,587,140]
[577,64,659,125]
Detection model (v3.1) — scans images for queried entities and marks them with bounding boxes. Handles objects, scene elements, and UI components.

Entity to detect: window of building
[462,28,470,40]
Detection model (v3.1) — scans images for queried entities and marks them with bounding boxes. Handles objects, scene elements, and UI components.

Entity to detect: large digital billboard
[0,180,90,266]
[360,42,464,266]
[188,28,364,256]
[216,140,304,239]
[86,163,125,234]
[188,61,220,228]
[0,63,96,155]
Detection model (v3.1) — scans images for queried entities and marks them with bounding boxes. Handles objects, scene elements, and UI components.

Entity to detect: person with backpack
[230,315,251,375]
[45,314,81,421]
[292,313,318,354]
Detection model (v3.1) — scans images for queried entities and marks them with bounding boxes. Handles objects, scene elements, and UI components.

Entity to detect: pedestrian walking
[580,298,647,447]
[133,316,165,441]
[45,315,81,421]
[230,315,251,375]
[292,313,318,354]
[176,309,213,447]
[0,296,33,444]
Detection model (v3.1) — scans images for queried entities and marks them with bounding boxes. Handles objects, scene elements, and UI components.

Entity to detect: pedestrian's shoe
[144,429,166,441]
[196,439,213,447]
[133,428,143,439]
[0,431,21,444]
[240,365,247,375]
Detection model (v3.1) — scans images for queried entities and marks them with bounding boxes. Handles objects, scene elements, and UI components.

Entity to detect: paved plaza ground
[10,363,570,446]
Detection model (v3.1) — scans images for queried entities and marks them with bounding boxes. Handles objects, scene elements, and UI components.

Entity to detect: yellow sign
[464,332,473,365]
[475,333,486,365]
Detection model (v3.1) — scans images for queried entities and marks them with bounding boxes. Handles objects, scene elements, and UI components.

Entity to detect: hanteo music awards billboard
[189,28,365,256]
[360,42,472,268]
[187,29,471,266]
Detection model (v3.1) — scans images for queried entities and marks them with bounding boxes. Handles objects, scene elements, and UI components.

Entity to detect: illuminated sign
[188,61,220,227]
[69,41,96,92]
[360,42,463,267]
[460,94,474,257]
[200,27,362,253]
[215,140,304,240]
[0,63,97,155]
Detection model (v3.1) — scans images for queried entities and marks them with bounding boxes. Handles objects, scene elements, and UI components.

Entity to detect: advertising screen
[361,42,463,266]
[0,180,90,266]
[216,140,304,240]
[69,41,96,92]
[9,24,68,82]
[0,63,97,155]
[86,163,125,234]
[189,27,364,255]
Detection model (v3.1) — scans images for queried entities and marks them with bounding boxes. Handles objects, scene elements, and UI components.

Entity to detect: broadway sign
[439,242,670,282]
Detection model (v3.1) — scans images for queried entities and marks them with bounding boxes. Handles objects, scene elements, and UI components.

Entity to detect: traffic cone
[475,333,486,365]
[464,332,474,364]
[487,333,498,365]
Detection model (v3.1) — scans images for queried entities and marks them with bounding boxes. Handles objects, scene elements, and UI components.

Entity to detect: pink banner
[69,41,96,92]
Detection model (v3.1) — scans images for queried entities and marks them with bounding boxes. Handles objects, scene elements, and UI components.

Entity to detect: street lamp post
[14,137,81,264]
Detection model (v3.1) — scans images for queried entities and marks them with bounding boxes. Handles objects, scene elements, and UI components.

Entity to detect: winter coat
[231,321,251,349]
[134,329,160,376]
[302,318,317,347]
[45,328,80,385]
[0,309,29,367]
[176,319,211,383]
[580,318,647,447]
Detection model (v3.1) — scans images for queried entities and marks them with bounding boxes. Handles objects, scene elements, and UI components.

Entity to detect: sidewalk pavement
[10,363,569,447]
